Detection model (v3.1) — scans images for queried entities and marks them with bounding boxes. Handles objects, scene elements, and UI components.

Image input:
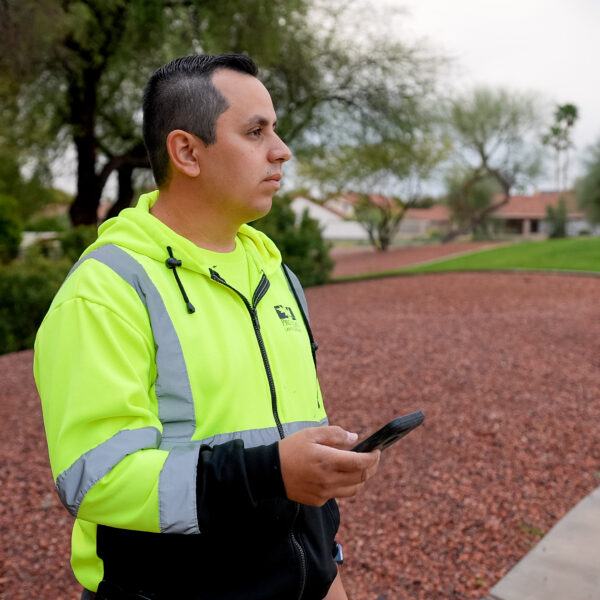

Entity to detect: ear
[166,130,202,178]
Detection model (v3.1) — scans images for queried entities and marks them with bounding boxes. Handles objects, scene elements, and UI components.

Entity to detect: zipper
[209,269,285,440]
[210,268,308,596]
[290,503,307,600]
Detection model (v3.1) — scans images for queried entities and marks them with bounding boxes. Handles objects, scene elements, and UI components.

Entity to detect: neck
[151,183,239,252]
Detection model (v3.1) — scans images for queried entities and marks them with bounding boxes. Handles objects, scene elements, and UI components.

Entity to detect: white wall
[290,197,369,241]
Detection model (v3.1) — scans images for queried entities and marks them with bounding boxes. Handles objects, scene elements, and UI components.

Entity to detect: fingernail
[347,432,358,442]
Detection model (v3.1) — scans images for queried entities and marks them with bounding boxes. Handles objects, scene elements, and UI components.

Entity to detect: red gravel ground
[1,271,599,600]
[330,242,502,278]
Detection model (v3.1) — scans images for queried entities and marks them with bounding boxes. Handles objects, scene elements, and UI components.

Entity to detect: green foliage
[25,213,70,232]
[546,197,567,238]
[444,87,544,240]
[449,88,542,170]
[577,138,600,224]
[353,194,405,251]
[0,194,23,264]
[445,173,501,238]
[0,150,54,221]
[2,0,449,226]
[296,11,447,244]
[542,103,579,193]
[252,195,333,287]
[59,225,98,262]
[0,251,71,354]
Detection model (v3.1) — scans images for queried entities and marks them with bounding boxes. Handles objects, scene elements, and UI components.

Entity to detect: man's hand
[278,426,380,506]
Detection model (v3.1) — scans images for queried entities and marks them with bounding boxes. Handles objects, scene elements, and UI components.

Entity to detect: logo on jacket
[274,305,302,332]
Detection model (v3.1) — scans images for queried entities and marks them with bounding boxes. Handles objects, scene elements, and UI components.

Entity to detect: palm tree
[542,104,579,192]
[556,104,578,191]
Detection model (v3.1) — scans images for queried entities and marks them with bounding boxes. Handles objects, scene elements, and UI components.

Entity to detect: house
[291,191,598,244]
[491,191,596,238]
[290,196,368,242]
[397,205,451,238]
[322,194,451,240]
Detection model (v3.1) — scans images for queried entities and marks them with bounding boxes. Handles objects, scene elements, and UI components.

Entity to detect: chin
[247,198,273,222]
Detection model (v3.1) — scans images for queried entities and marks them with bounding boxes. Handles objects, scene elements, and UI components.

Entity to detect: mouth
[263,173,282,182]
[263,173,282,188]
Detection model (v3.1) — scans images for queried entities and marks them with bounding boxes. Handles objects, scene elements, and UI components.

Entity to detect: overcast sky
[395,0,600,186]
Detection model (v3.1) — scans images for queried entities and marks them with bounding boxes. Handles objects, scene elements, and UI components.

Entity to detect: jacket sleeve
[34,282,286,535]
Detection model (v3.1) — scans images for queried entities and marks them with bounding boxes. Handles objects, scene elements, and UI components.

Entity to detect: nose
[269,134,292,163]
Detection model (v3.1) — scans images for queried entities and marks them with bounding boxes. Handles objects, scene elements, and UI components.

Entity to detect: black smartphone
[351,411,425,452]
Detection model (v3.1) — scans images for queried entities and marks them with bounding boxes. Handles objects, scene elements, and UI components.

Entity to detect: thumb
[312,426,358,450]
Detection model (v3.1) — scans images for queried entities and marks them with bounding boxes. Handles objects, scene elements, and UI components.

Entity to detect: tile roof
[324,191,586,223]
[493,191,584,219]
[404,205,451,221]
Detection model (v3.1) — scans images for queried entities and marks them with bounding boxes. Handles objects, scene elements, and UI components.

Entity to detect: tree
[542,103,579,193]
[299,132,448,250]
[545,197,567,238]
[0,0,316,225]
[444,87,544,241]
[341,194,403,252]
[576,138,600,224]
[444,172,501,239]
[0,150,54,222]
[1,0,443,232]
[295,5,448,250]
[0,194,22,264]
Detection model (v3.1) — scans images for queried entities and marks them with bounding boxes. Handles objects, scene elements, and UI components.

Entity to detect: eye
[248,128,263,138]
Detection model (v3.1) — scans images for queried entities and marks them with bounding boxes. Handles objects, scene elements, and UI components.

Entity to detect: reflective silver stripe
[283,265,309,322]
[162,418,329,450]
[157,418,327,533]
[159,445,201,534]
[55,427,161,517]
[74,245,196,444]
[65,246,324,535]
[69,245,198,532]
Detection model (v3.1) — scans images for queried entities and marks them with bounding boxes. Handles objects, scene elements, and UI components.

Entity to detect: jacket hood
[85,191,282,276]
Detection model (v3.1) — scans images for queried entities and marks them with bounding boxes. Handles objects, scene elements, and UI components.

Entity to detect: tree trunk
[69,134,102,226]
[105,164,134,221]
[67,66,102,226]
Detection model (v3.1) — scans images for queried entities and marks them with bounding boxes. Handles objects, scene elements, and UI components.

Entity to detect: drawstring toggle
[165,246,196,314]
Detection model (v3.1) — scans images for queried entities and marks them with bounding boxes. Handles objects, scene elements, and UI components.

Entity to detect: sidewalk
[483,486,600,600]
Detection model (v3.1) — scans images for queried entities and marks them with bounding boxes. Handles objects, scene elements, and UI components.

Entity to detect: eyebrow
[244,115,277,128]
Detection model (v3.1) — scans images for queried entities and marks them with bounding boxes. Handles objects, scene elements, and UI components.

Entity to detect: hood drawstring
[166,246,196,314]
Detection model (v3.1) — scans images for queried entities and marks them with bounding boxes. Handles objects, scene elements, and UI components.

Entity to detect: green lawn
[412,238,600,274]
[335,238,600,282]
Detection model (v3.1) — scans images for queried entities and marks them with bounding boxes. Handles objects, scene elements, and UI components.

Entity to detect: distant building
[290,197,368,242]
[491,191,597,238]
[398,205,452,238]
[290,191,599,244]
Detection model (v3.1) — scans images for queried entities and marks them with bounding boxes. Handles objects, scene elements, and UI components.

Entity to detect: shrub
[546,197,567,238]
[25,213,70,232]
[0,252,71,354]
[0,193,23,264]
[252,195,333,287]
[59,225,98,262]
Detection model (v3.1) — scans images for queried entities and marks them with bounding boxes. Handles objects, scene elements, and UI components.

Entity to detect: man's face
[195,69,292,224]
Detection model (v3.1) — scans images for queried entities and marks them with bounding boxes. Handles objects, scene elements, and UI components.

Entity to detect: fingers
[331,446,380,473]
[311,426,358,450]
[278,427,381,506]
[334,450,380,484]
[364,451,380,480]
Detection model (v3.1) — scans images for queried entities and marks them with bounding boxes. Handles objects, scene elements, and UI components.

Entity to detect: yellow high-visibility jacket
[34,191,339,599]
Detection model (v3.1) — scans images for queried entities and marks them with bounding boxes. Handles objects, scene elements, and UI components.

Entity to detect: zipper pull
[250,307,260,330]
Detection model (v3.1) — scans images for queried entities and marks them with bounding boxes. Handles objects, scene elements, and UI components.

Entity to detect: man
[34,54,380,600]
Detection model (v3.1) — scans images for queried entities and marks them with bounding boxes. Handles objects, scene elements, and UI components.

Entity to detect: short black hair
[142,54,259,187]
